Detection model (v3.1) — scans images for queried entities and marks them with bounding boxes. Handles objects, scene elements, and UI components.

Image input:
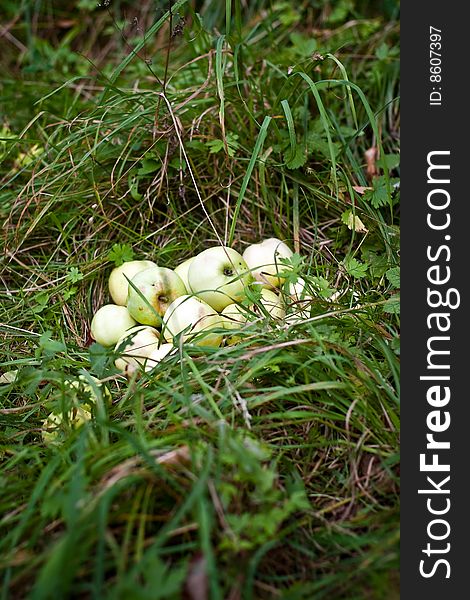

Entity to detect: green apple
[221,302,248,330]
[255,289,285,320]
[187,246,252,311]
[221,302,249,345]
[221,290,284,344]
[90,304,137,347]
[64,375,112,409]
[42,407,92,446]
[174,257,195,290]
[108,260,157,306]
[162,295,224,347]
[114,325,161,376]
[288,277,312,304]
[126,266,187,326]
[144,343,175,372]
[242,238,293,288]
[285,277,312,324]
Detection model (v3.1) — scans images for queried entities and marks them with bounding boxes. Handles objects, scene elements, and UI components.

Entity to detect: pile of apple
[40,239,312,445]
[90,238,311,377]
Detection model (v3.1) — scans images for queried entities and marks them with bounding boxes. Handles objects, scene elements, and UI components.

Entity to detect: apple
[222,291,284,324]
[90,304,137,346]
[42,407,92,446]
[221,290,284,344]
[285,277,312,324]
[255,289,285,320]
[114,325,161,375]
[242,238,293,288]
[174,257,195,291]
[221,302,249,345]
[162,295,224,347]
[109,260,157,306]
[287,278,312,304]
[187,246,252,311]
[144,343,175,372]
[126,266,187,327]
[64,375,112,409]
[221,302,248,330]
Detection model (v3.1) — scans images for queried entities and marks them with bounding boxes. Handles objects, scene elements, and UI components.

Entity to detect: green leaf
[361,250,389,279]
[66,267,83,284]
[376,153,400,171]
[62,286,77,301]
[186,139,206,151]
[168,157,187,171]
[285,145,307,169]
[128,175,142,201]
[281,253,304,271]
[310,276,335,299]
[390,335,400,355]
[206,133,239,157]
[37,331,66,357]
[226,133,240,156]
[343,256,368,279]
[386,267,400,289]
[290,32,317,57]
[88,343,113,378]
[364,176,389,208]
[277,254,306,284]
[32,292,50,314]
[376,42,389,60]
[107,243,134,267]
[275,2,301,26]
[306,127,339,159]
[384,293,400,314]
[328,0,354,24]
[137,158,160,176]
[363,176,400,209]
[206,139,224,154]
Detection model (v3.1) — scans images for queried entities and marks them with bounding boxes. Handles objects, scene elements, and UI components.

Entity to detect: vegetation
[0,1,400,598]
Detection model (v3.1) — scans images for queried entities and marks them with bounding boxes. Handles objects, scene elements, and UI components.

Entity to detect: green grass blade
[325,53,359,130]
[289,71,339,196]
[228,115,272,245]
[281,98,297,164]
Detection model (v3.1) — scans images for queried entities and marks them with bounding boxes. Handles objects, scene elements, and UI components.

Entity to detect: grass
[0,1,400,598]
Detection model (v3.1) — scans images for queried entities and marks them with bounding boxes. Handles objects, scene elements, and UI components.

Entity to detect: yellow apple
[162,295,225,347]
[242,238,293,288]
[90,304,137,346]
[174,257,195,290]
[114,325,161,376]
[255,289,285,320]
[187,246,252,312]
[64,375,112,409]
[221,302,249,345]
[108,260,157,306]
[144,343,176,372]
[221,302,248,329]
[126,266,187,327]
[285,277,313,324]
[42,407,92,446]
